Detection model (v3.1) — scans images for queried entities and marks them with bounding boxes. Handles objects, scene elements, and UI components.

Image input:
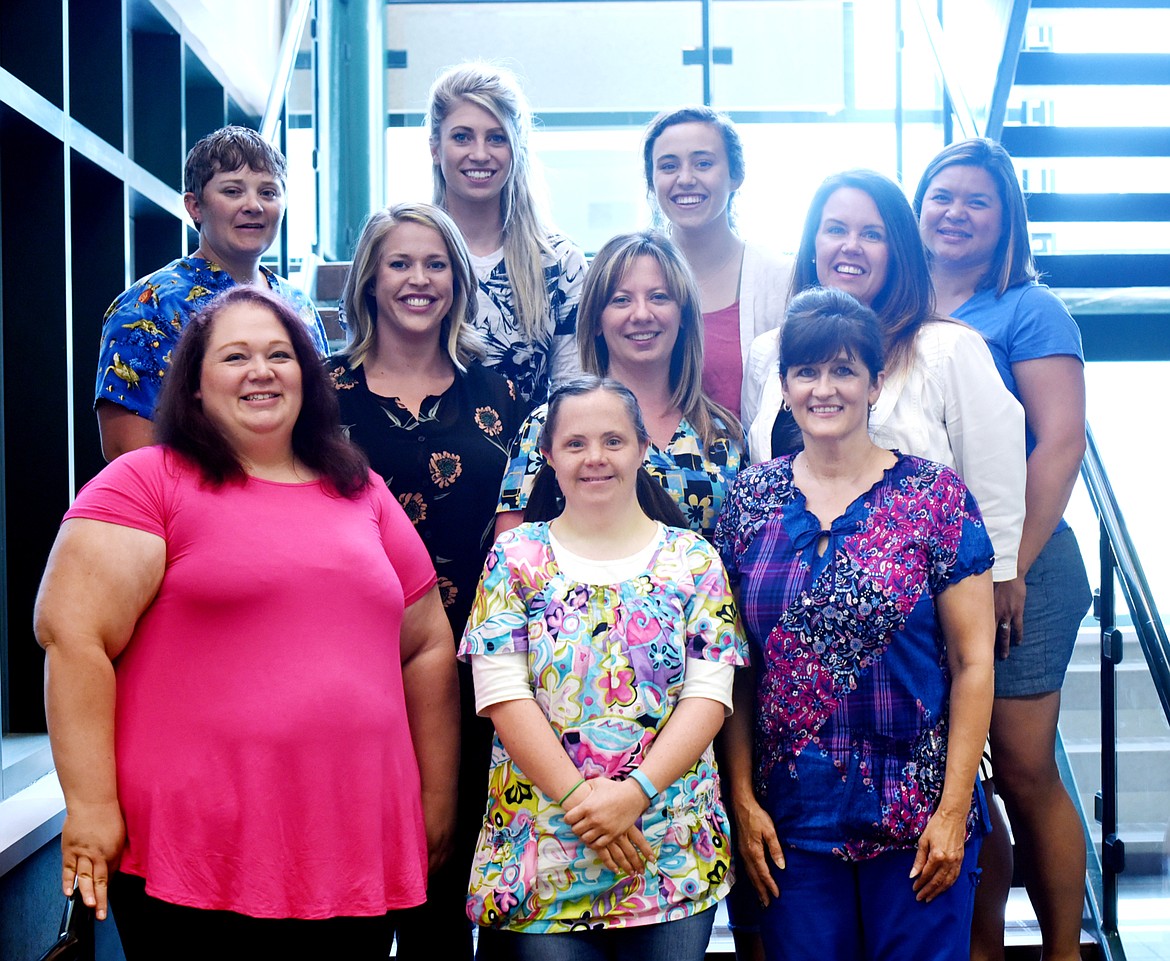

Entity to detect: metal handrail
[1078,420,1170,942]
[259,0,316,288]
[1081,424,1170,725]
[911,0,981,139]
[911,0,1032,139]
[261,0,314,144]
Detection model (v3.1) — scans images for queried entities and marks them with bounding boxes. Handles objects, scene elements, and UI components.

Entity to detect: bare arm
[994,356,1086,653]
[96,402,155,462]
[565,696,726,848]
[399,585,460,872]
[720,663,784,904]
[911,570,995,902]
[35,518,166,918]
[493,510,524,540]
[483,696,654,875]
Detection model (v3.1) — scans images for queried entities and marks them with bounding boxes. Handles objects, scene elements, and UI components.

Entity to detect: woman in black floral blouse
[328,201,528,961]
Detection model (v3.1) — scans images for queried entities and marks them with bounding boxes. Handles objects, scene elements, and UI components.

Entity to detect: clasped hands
[563,776,655,876]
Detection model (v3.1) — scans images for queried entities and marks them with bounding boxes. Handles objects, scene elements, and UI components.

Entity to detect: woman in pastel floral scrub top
[462,377,747,960]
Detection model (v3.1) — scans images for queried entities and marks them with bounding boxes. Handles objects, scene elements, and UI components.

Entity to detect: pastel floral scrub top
[329,357,529,635]
[96,256,326,418]
[713,453,993,861]
[459,522,747,932]
[497,404,741,541]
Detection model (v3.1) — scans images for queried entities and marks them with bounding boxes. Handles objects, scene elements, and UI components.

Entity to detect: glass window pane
[385,2,704,112]
[710,1,845,110]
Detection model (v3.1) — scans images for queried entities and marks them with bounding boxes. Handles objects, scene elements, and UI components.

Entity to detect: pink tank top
[702,301,743,419]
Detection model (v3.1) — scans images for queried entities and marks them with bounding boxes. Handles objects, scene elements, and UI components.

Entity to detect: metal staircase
[997,0,1170,360]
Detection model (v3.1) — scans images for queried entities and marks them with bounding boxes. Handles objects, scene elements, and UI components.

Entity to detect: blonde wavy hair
[339,202,485,371]
[426,61,554,343]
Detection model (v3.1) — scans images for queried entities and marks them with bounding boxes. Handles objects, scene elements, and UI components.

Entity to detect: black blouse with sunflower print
[328,356,530,637]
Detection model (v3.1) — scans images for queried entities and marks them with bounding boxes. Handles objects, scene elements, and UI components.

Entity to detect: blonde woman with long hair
[427,62,586,404]
[328,202,529,961]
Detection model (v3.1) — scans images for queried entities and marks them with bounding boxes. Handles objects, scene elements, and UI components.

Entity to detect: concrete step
[1059,705,1170,740]
[1061,660,1166,713]
[314,261,351,304]
[319,306,343,344]
[1062,737,1170,843]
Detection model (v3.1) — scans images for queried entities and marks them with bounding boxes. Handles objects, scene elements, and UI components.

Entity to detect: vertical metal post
[937,0,952,144]
[278,109,289,279]
[894,0,904,183]
[319,0,381,261]
[1098,521,1122,933]
[700,0,713,105]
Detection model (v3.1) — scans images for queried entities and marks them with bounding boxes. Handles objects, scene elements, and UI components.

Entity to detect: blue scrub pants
[759,840,982,961]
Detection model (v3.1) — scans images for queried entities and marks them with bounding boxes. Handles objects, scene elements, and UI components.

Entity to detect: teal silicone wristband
[629,768,658,802]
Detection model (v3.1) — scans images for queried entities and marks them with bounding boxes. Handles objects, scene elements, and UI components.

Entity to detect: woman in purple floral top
[713,288,996,961]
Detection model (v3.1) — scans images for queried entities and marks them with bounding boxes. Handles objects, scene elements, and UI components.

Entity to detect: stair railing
[1079,421,1170,949]
[910,0,1032,139]
[260,0,316,284]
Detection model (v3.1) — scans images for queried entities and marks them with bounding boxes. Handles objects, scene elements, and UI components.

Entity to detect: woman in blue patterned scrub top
[714,288,996,961]
[461,377,747,961]
[495,231,743,544]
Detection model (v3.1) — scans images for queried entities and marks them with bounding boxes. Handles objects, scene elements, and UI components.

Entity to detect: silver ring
[998,621,1010,631]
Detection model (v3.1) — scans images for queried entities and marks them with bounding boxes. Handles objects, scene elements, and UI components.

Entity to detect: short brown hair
[184,126,287,200]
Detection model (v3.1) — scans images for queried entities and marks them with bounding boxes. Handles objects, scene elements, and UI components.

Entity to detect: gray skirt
[995,526,1092,698]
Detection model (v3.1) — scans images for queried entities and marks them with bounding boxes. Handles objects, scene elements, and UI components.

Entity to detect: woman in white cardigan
[643,107,791,422]
[742,170,1026,604]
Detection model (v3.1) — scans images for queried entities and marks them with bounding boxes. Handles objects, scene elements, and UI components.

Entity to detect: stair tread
[1016,51,1170,85]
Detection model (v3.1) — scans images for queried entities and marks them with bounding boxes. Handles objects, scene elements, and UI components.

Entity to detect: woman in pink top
[642,106,792,422]
[35,286,458,959]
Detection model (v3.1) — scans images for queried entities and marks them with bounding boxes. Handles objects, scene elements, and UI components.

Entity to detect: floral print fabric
[497,404,741,541]
[96,257,325,418]
[714,453,993,860]
[472,234,586,404]
[329,358,529,636]
[459,522,747,931]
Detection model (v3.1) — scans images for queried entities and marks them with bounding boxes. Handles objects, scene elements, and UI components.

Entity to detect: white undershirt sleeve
[681,657,736,714]
[471,652,533,715]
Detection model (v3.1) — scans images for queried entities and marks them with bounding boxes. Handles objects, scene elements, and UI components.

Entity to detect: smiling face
[814,187,890,308]
[184,165,285,267]
[782,351,884,445]
[651,121,741,231]
[918,163,1004,273]
[371,221,455,345]
[543,390,648,511]
[597,255,682,376]
[196,301,302,458]
[431,100,512,210]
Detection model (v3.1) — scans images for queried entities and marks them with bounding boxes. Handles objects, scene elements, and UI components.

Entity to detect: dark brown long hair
[155,286,370,496]
[912,137,1038,295]
[523,377,687,528]
[789,169,938,376]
